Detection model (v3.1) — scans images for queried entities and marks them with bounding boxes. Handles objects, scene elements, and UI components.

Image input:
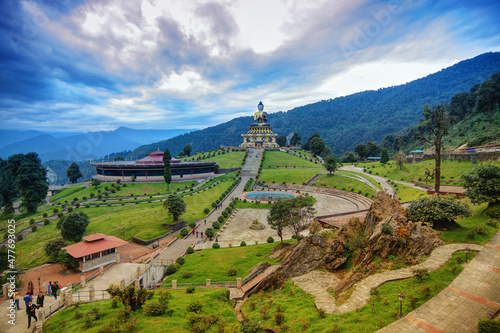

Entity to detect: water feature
[244,191,296,201]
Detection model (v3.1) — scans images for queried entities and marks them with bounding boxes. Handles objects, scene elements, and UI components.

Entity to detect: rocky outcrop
[250,192,443,297]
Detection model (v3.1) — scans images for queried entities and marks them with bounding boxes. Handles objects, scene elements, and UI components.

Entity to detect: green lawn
[50,186,85,201]
[44,288,240,333]
[164,242,284,285]
[263,151,322,168]
[241,251,472,332]
[203,151,245,169]
[260,168,324,185]
[391,182,428,202]
[439,203,498,245]
[14,181,233,269]
[358,159,500,184]
[314,174,377,198]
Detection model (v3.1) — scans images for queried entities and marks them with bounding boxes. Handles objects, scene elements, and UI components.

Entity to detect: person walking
[36,291,45,307]
[27,301,40,329]
[204,219,206,225]
[23,292,32,314]
[47,281,52,297]
[27,281,34,295]
[51,281,59,300]
[13,289,20,310]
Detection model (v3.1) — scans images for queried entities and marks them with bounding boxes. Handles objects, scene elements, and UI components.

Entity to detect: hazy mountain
[0,127,189,162]
[123,52,500,157]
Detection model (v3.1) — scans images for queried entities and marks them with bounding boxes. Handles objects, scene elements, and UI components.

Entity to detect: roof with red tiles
[62,234,128,258]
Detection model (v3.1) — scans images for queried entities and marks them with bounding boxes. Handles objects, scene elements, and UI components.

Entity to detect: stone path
[377,232,500,333]
[293,243,483,315]
[291,271,340,311]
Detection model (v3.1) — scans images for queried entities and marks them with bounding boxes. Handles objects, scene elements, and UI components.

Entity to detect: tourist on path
[13,290,20,310]
[27,281,34,295]
[23,292,32,314]
[36,291,45,307]
[51,281,59,300]
[27,301,39,329]
[47,281,52,297]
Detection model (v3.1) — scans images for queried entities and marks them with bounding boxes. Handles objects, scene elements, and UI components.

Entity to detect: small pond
[244,191,296,201]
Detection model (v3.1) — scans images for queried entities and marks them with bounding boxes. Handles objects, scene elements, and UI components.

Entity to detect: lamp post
[398,293,405,318]
[38,277,41,294]
[465,247,470,263]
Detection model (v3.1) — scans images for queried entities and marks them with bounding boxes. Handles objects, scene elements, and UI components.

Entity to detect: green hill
[122,52,500,158]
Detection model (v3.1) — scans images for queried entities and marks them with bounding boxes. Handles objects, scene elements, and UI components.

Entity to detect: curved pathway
[377,231,500,333]
[340,165,396,196]
[293,243,483,315]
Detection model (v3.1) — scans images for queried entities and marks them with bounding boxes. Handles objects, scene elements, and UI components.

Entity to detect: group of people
[10,280,62,329]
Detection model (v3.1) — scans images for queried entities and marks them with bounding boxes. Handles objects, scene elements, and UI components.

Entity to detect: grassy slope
[314,174,377,198]
[260,151,324,184]
[241,252,474,333]
[203,151,245,169]
[164,242,284,285]
[358,159,500,184]
[14,181,233,269]
[44,288,239,333]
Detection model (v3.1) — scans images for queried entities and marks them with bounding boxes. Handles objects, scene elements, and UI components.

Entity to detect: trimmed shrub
[204,208,210,214]
[189,221,196,229]
[227,267,237,276]
[31,225,37,232]
[43,219,50,225]
[166,264,177,275]
[212,221,220,229]
[182,271,192,279]
[186,286,196,294]
[187,300,202,312]
[43,212,48,218]
[240,241,246,247]
[212,243,220,249]
[180,228,189,237]
[143,302,166,316]
[267,236,274,243]
[176,257,185,265]
[186,247,194,254]
[478,319,500,333]
[222,211,229,218]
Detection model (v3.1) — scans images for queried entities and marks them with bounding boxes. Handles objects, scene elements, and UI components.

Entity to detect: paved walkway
[293,243,483,315]
[340,165,396,196]
[377,231,500,332]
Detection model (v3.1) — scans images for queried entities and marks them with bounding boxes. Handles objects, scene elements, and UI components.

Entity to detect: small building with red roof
[62,233,128,272]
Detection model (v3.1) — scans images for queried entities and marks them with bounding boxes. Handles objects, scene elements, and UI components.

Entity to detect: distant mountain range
[0,127,189,162]
[119,52,500,159]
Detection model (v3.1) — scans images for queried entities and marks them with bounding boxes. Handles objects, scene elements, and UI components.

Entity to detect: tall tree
[164,195,186,221]
[15,152,48,213]
[114,156,124,161]
[59,212,90,242]
[418,104,450,195]
[325,156,338,175]
[163,148,172,190]
[276,135,287,147]
[380,149,390,164]
[0,158,18,215]
[366,141,381,157]
[267,199,292,244]
[290,132,301,146]
[66,162,83,184]
[310,137,325,156]
[287,196,315,238]
[91,178,101,188]
[182,144,193,157]
[354,144,368,160]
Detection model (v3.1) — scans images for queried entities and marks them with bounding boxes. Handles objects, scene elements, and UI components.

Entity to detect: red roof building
[62,233,128,272]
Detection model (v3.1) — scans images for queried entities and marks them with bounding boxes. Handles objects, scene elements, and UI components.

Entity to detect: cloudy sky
[1,0,499,133]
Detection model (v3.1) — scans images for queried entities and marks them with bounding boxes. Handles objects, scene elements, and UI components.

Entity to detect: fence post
[237,278,241,289]
[89,285,95,302]
[136,266,141,278]
[134,279,140,289]
[116,253,120,264]
[172,280,177,289]
[65,290,73,306]
[80,275,86,288]
[99,265,104,275]
[36,308,44,332]
[206,279,211,287]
